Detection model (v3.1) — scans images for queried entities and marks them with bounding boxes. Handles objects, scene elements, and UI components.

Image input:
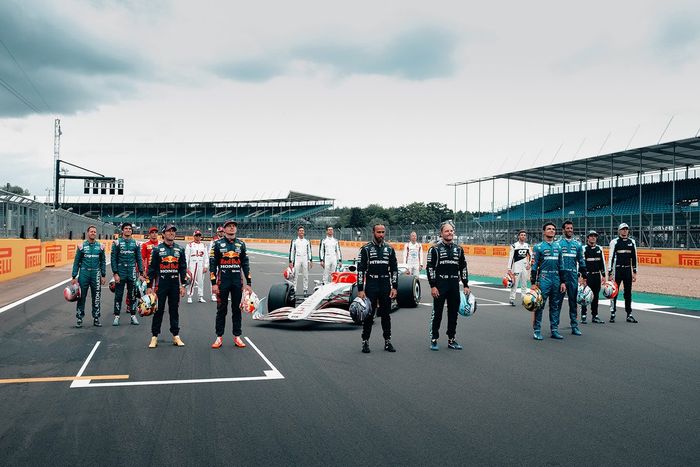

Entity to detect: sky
[1,0,700,212]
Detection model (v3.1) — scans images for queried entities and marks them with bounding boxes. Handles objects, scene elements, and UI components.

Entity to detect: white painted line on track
[642,309,700,319]
[0,278,72,314]
[71,337,284,388]
[70,341,102,388]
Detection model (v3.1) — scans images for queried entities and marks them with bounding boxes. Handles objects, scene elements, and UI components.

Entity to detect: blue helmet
[349,296,372,324]
[459,292,477,317]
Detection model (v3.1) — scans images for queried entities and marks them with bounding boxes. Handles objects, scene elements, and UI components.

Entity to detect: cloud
[0,1,144,117]
[215,26,459,82]
[652,13,700,65]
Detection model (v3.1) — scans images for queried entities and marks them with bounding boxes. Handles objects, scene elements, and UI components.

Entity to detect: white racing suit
[508,241,531,301]
[319,236,342,284]
[403,241,423,276]
[289,237,312,293]
[186,241,208,299]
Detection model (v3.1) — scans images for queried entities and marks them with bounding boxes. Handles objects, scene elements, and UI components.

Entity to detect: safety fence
[0,189,116,240]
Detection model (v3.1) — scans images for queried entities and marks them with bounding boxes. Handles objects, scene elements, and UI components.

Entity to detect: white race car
[253,265,421,323]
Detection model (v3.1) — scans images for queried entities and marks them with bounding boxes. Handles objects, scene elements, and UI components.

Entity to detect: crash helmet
[135,277,148,299]
[602,280,619,299]
[349,296,372,324]
[522,289,540,311]
[137,292,158,317]
[63,283,81,302]
[458,292,477,317]
[241,289,261,314]
[283,266,294,280]
[502,274,513,288]
[576,285,594,305]
[108,278,116,293]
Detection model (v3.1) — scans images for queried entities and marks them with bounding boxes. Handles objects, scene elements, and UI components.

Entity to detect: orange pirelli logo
[45,245,62,264]
[0,248,12,275]
[25,245,41,268]
[637,252,661,265]
[679,253,700,267]
[493,247,509,257]
[473,246,487,255]
[67,244,76,260]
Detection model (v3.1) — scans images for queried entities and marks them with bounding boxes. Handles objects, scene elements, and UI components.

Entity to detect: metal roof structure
[62,191,334,206]
[452,136,700,186]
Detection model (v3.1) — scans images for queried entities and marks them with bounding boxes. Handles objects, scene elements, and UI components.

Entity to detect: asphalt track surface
[1,252,699,466]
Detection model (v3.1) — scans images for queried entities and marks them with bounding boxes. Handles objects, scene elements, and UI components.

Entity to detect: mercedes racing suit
[426,241,469,341]
[558,236,587,329]
[319,236,342,284]
[289,237,312,292]
[210,236,251,337]
[581,244,606,318]
[72,240,106,320]
[508,241,531,301]
[403,241,423,276]
[141,238,159,285]
[148,242,187,337]
[608,236,638,317]
[530,240,565,333]
[185,240,208,299]
[357,241,398,341]
[111,237,144,316]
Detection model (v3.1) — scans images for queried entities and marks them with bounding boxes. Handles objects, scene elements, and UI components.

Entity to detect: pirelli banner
[459,244,700,269]
[0,239,114,282]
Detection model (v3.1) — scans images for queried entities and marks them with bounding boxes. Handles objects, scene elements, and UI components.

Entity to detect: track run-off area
[1,251,698,466]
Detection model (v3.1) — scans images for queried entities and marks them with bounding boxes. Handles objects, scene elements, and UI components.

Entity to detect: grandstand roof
[453,136,700,186]
[62,190,334,206]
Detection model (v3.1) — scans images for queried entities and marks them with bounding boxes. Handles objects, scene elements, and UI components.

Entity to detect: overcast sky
[1,0,700,212]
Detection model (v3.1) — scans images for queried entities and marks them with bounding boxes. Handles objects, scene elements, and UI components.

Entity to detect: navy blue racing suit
[530,240,565,333]
[210,236,251,338]
[426,240,469,340]
[356,240,398,341]
[148,241,187,337]
[558,236,586,329]
[111,237,144,316]
[71,240,106,320]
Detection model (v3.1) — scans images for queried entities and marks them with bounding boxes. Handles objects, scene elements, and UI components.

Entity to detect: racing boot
[626,314,638,323]
[233,336,246,348]
[173,336,185,347]
[509,300,515,306]
[148,336,158,348]
[211,336,223,349]
[551,330,564,340]
[198,297,206,303]
[580,313,587,324]
[609,313,616,323]
[75,318,83,328]
[384,340,396,352]
[211,294,217,302]
[447,338,463,350]
[592,316,605,324]
[572,326,582,336]
[187,297,192,303]
[430,339,439,351]
[130,314,139,325]
[533,331,543,341]
[93,318,102,327]
[362,340,370,353]
[112,315,120,326]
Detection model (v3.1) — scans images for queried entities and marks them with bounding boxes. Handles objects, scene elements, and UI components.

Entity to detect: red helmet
[108,278,116,293]
[63,283,81,302]
[283,266,294,280]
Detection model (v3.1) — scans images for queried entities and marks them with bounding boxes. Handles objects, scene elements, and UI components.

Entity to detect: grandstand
[61,191,334,236]
[452,137,700,248]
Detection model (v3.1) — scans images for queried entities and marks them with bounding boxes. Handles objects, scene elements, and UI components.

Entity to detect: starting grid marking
[70,338,284,388]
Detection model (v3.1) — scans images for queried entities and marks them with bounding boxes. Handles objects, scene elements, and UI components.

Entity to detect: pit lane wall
[0,239,113,282]
[232,238,700,269]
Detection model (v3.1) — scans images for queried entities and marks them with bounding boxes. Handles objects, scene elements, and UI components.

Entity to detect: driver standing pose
[403,231,423,276]
[319,226,342,284]
[289,226,312,297]
[185,230,208,303]
[507,230,531,306]
[111,222,145,326]
[357,223,398,354]
[608,223,639,323]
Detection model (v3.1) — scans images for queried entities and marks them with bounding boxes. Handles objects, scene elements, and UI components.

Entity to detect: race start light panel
[84,179,124,195]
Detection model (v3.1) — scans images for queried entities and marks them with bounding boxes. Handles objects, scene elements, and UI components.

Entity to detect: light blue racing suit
[558,237,587,329]
[530,240,564,333]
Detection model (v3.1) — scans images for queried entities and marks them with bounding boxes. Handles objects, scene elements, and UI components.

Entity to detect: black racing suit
[426,240,469,340]
[356,241,398,341]
[111,237,144,316]
[210,236,251,337]
[72,240,107,320]
[148,242,187,337]
[608,237,638,317]
[581,244,606,318]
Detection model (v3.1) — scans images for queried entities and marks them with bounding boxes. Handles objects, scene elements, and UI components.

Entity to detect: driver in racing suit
[530,222,566,340]
[71,225,106,328]
[111,222,145,326]
[289,226,312,296]
[357,223,398,353]
[507,230,531,306]
[426,222,470,351]
[558,220,586,336]
[319,226,342,284]
[140,227,160,285]
[403,231,423,276]
[607,223,639,323]
[185,230,208,303]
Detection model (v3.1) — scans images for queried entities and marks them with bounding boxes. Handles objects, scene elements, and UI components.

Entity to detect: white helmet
[576,285,593,305]
[241,289,261,314]
[459,292,477,317]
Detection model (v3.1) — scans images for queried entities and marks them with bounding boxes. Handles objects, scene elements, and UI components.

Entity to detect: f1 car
[253,264,421,323]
